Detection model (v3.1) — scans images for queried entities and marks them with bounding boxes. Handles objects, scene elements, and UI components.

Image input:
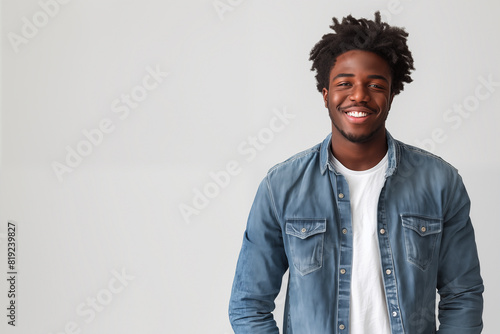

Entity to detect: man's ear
[322,88,329,108]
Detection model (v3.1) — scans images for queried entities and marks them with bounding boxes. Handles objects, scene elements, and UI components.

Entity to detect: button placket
[333,175,351,334]
[376,187,404,332]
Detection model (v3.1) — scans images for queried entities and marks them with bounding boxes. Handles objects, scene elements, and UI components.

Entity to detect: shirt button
[392,311,398,317]
[421,226,427,232]
[339,324,345,330]
[386,269,392,275]
[340,268,346,274]
[338,193,344,199]
[380,228,386,234]
[301,228,307,233]
[342,228,348,234]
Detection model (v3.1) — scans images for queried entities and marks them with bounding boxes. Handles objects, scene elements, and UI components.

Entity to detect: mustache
[338,104,377,113]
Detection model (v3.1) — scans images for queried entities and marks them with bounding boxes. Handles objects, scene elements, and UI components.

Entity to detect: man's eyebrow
[367,74,390,83]
[332,73,354,81]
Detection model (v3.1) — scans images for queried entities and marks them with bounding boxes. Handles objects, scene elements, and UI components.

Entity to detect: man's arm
[228,177,288,333]
[436,175,484,333]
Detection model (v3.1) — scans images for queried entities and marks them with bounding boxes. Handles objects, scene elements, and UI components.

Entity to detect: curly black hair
[309,11,414,95]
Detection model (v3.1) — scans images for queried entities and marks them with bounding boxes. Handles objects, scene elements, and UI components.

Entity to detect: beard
[329,105,387,144]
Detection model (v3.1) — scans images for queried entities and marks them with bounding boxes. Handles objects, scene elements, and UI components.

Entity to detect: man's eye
[369,84,384,89]
[337,82,351,86]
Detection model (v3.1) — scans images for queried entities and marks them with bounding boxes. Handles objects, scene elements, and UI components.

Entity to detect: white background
[1,0,499,333]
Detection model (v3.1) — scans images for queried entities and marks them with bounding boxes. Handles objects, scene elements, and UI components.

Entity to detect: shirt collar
[320,131,398,177]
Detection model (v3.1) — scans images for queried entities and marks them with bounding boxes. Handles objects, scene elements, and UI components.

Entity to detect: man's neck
[330,129,388,171]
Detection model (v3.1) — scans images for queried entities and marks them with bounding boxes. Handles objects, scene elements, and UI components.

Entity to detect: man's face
[322,50,394,144]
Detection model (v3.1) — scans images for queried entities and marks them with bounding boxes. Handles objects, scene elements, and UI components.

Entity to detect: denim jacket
[229,132,483,334]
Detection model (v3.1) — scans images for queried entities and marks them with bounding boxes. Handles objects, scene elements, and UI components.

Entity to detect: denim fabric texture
[228,132,483,334]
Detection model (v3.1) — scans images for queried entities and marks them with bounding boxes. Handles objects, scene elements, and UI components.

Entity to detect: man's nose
[349,85,370,103]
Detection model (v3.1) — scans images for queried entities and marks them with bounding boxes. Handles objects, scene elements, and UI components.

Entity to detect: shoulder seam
[267,145,320,175]
[265,175,281,223]
[396,140,458,172]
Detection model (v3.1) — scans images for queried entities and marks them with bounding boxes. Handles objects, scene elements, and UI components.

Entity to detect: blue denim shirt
[229,132,483,334]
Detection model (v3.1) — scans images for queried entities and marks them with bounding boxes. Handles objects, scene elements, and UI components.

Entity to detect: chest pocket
[401,214,442,271]
[285,219,326,276]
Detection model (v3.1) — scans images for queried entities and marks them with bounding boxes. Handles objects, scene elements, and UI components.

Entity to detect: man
[228,12,483,334]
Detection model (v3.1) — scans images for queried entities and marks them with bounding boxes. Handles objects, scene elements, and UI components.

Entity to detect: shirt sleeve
[228,176,289,334]
[436,174,484,334]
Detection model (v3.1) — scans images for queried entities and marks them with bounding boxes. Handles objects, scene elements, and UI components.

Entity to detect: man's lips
[339,105,377,118]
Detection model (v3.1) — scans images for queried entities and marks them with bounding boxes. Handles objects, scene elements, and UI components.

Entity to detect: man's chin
[339,130,374,144]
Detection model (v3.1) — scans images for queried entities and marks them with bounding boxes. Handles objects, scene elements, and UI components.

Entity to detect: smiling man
[229,12,483,334]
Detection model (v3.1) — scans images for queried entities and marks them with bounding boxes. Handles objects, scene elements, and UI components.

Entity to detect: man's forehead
[330,50,392,78]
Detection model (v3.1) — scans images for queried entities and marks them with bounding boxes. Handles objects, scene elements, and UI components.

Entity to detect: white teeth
[346,111,368,118]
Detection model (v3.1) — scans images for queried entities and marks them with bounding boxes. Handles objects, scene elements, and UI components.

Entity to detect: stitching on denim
[285,219,327,239]
[265,175,281,224]
[267,145,321,175]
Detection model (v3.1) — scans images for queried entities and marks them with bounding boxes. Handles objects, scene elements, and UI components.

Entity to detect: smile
[345,111,368,118]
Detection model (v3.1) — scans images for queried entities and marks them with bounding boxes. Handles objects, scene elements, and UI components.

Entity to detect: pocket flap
[401,215,442,237]
[285,219,326,239]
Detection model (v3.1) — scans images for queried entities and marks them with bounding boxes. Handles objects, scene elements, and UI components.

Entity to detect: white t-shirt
[332,154,391,334]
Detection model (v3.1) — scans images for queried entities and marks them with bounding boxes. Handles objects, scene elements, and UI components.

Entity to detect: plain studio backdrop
[1,0,499,333]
